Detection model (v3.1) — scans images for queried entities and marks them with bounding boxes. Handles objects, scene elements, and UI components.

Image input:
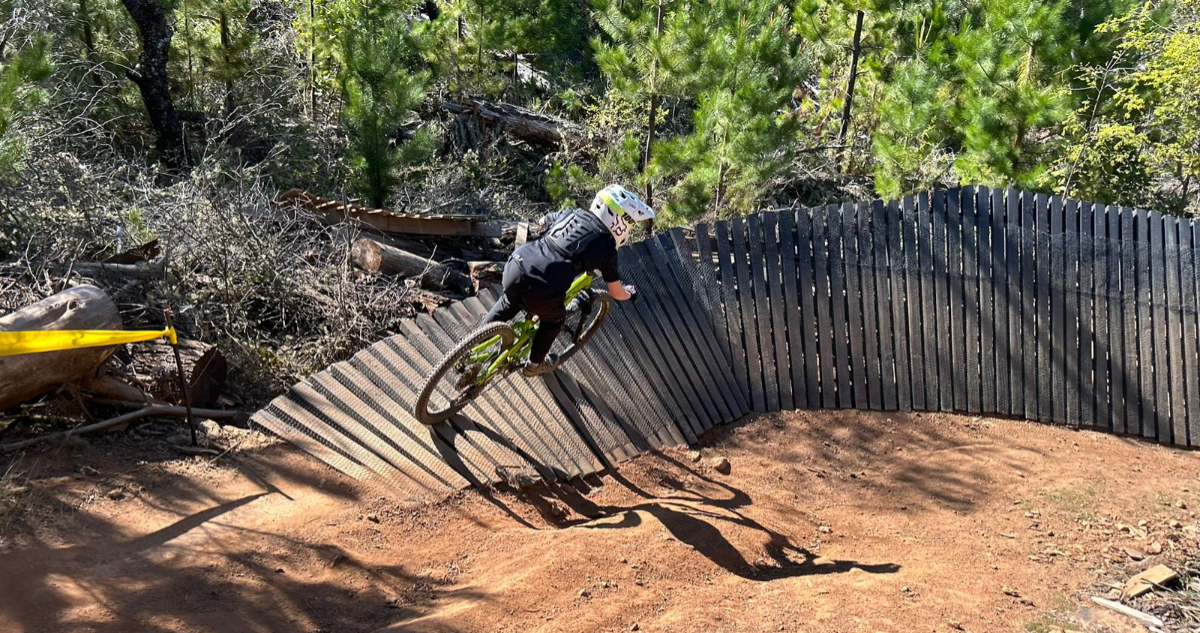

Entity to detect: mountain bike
[414,273,612,425]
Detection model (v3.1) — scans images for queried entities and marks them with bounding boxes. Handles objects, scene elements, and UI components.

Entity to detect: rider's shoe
[567,290,593,315]
[522,353,559,377]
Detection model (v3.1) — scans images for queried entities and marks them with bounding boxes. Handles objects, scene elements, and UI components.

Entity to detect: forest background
[1,0,1197,405]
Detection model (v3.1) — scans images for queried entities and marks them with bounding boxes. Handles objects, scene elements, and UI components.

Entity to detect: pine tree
[0,23,53,173]
[340,1,433,208]
[174,0,254,116]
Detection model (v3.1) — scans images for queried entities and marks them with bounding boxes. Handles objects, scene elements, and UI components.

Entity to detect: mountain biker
[481,184,656,377]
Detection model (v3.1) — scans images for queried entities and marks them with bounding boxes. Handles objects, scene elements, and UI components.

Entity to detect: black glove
[625,284,640,303]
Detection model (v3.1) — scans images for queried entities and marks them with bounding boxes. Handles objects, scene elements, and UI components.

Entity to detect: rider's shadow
[515,462,901,581]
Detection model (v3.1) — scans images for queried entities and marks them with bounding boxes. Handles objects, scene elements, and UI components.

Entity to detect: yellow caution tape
[0,327,177,357]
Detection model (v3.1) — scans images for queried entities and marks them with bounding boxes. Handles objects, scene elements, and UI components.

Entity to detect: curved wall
[252,186,1200,500]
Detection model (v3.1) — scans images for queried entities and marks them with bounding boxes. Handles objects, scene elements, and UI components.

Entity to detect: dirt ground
[1,410,1198,633]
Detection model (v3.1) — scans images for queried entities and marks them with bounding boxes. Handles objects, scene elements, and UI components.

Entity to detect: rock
[1176,500,1188,510]
[1123,564,1179,598]
[1170,519,1183,529]
[106,488,125,501]
[1148,541,1163,555]
[1002,586,1020,597]
[948,621,964,631]
[366,513,381,524]
[199,419,223,438]
[688,450,702,463]
[710,456,731,475]
[818,525,833,534]
[1123,547,1145,561]
[630,624,640,631]
[80,465,99,477]
[578,589,590,598]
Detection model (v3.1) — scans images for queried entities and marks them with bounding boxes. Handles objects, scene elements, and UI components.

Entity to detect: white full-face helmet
[590,184,656,248]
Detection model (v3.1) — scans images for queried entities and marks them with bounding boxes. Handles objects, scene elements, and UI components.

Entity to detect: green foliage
[339,1,432,208]
[1059,0,1200,209]
[872,0,1078,198]
[0,34,53,174]
[174,0,255,113]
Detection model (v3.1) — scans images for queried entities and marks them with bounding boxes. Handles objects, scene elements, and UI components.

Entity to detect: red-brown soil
[1,410,1198,633]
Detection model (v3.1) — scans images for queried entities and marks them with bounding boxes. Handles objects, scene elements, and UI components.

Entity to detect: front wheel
[415,322,515,425]
[549,289,612,369]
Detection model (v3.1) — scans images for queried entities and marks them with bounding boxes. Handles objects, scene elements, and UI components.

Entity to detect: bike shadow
[502,455,900,581]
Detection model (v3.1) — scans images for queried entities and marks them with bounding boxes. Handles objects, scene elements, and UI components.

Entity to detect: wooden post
[838,10,865,171]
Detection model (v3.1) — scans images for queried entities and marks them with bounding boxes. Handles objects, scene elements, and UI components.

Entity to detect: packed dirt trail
[2,409,1198,633]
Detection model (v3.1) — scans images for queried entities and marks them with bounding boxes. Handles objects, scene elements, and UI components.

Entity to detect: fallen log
[443,98,571,147]
[351,237,470,292]
[74,260,166,280]
[0,404,249,452]
[0,285,122,411]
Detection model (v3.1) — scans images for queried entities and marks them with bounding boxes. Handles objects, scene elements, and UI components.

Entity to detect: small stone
[80,465,99,477]
[1123,547,1146,561]
[711,456,731,475]
[630,624,640,631]
[1148,541,1163,555]
[366,513,380,524]
[578,589,590,598]
[1176,500,1188,510]
[1170,520,1183,529]
[818,525,833,534]
[198,420,223,438]
[275,567,285,574]
[688,451,702,463]
[948,621,964,631]
[1002,586,1020,597]
[618,556,627,564]
[106,488,125,501]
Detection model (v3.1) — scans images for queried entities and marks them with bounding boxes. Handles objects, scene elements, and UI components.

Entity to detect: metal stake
[164,309,197,446]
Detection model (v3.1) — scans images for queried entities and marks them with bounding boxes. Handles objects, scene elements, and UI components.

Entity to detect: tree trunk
[443,98,570,147]
[79,0,104,87]
[121,0,192,169]
[351,238,471,292]
[642,0,666,207]
[0,285,122,411]
[220,7,234,117]
[838,10,865,171]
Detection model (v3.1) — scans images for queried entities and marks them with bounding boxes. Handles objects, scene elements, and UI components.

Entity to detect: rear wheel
[415,322,515,425]
[549,289,611,369]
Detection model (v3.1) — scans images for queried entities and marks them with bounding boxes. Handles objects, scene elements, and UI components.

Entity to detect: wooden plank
[1121,207,1140,434]
[946,188,967,411]
[990,187,1009,414]
[1137,210,1156,439]
[748,213,781,411]
[1049,196,1067,425]
[812,205,838,408]
[1079,203,1096,427]
[762,213,794,410]
[1066,199,1083,426]
[1187,222,1200,446]
[1036,193,1054,423]
[918,191,940,409]
[871,200,897,410]
[1005,189,1023,416]
[1092,204,1111,430]
[1105,205,1124,434]
[1021,191,1038,420]
[976,187,996,412]
[732,217,766,411]
[797,208,823,407]
[932,190,954,411]
[844,202,872,409]
[714,221,749,398]
[904,194,927,411]
[695,225,732,364]
[779,211,808,408]
[961,186,983,412]
[829,203,853,408]
[1166,216,1188,445]
[885,200,908,410]
[1152,211,1171,442]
